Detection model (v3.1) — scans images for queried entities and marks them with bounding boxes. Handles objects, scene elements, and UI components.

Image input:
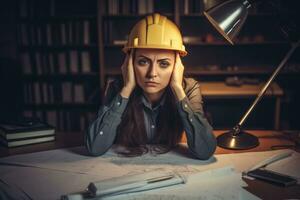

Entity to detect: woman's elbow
[85,135,110,157]
[88,149,106,157]
[85,142,108,157]
[191,146,216,160]
[191,137,217,160]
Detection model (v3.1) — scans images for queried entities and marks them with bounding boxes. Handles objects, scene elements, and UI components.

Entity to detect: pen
[244,151,293,174]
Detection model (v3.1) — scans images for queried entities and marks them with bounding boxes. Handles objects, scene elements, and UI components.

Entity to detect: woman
[85,13,216,159]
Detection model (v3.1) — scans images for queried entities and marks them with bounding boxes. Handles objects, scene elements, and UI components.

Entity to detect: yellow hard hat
[123,13,187,56]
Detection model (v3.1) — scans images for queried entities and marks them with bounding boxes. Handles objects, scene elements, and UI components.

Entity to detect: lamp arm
[232,40,300,134]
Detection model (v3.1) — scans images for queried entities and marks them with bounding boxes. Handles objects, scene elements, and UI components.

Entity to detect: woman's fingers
[120,50,136,98]
[121,52,131,80]
[174,53,184,74]
[128,51,136,84]
[171,52,184,85]
[128,50,133,67]
[176,52,183,67]
[175,52,179,66]
[121,53,129,70]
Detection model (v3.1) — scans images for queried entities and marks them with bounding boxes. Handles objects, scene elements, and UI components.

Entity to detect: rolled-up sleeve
[177,79,217,160]
[85,82,128,156]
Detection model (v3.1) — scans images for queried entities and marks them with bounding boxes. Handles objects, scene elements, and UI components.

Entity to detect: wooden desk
[0,130,299,199]
[200,82,284,130]
[0,130,297,157]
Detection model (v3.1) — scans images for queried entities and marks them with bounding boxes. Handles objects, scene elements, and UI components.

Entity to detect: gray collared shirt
[141,93,166,142]
[85,78,217,160]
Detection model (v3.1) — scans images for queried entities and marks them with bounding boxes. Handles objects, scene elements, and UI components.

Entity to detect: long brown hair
[115,85,183,157]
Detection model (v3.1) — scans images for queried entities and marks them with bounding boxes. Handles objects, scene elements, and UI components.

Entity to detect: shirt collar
[141,93,166,111]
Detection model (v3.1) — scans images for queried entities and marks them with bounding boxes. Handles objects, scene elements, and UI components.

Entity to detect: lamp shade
[204,0,251,44]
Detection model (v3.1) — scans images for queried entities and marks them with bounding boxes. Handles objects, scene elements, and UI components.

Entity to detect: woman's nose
[147,64,158,78]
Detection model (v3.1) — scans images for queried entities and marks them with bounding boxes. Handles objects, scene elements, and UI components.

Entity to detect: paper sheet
[101,147,290,176]
[0,146,290,176]
[101,166,260,200]
[0,146,293,200]
[0,146,129,177]
[101,192,259,200]
[0,165,104,200]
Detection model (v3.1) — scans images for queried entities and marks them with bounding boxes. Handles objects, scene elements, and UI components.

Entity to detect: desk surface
[0,130,299,199]
[1,130,297,157]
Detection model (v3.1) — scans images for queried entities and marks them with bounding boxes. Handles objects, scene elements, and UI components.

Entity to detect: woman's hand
[120,51,136,98]
[170,53,186,101]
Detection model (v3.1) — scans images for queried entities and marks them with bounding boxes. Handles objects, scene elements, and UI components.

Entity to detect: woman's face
[134,49,175,99]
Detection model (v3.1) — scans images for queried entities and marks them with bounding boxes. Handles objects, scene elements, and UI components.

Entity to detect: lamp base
[217,129,259,150]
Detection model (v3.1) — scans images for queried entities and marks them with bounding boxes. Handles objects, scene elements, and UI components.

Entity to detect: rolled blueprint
[87,169,186,198]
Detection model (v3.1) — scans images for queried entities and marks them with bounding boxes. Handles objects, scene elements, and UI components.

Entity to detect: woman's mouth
[145,81,159,87]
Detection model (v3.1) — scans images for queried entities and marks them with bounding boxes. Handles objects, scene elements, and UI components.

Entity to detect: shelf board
[200,81,283,97]
[186,67,300,75]
[106,68,122,75]
[185,67,273,75]
[103,13,173,19]
[22,73,98,81]
[104,43,125,47]
[19,44,98,51]
[180,13,282,18]
[104,42,289,47]
[184,41,289,46]
[106,66,299,76]
[105,67,272,76]
[19,15,96,22]
[24,103,98,110]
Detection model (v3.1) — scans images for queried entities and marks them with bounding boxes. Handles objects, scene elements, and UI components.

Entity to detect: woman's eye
[138,59,149,66]
[159,61,170,68]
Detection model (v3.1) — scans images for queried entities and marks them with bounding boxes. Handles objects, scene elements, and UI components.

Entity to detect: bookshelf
[98,0,300,130]
[99,0,300,78]
[17,0,100,132]
[16,0,300,131]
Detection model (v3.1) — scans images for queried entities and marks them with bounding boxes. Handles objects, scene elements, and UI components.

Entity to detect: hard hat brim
[122,46,187,57]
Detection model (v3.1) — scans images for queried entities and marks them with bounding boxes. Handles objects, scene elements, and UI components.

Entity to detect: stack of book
[0,120,55,148]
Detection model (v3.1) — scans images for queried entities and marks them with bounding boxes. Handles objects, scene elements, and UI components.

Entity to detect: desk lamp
[203,0,300,149]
